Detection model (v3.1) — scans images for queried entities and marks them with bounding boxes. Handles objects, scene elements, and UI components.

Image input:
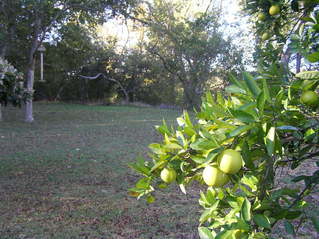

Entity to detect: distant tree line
[1,0,246,117]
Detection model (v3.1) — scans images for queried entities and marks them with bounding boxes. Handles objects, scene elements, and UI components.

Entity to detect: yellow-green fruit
[300,90,319,107]
[233,230,242,239]
[269,5,280,16]
[218,149,243,174]
[258,12,266,21]
[160,168,176,183]
[202,166,229,187]
[261,32,271,41]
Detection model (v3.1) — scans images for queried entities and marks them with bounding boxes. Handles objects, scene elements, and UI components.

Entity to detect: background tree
[132,0,244,108]
[0,0,139,122]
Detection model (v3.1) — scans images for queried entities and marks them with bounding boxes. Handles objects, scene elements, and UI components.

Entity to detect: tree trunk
[25,59,35,122]
[183,81,201,109]
[296,53,301,73]
[0,103,2,121]
[25,16,41,122]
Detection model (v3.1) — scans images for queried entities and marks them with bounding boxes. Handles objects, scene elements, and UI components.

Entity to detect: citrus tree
[129,1,319,238]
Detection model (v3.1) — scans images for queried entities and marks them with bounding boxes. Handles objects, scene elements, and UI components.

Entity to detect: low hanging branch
[78,73,129,102]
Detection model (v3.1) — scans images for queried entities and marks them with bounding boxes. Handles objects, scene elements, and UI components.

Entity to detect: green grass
[0,102,201,239]
[1,102,317,239]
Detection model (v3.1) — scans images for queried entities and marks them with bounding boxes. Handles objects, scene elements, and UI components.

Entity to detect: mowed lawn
[0,102,201,239]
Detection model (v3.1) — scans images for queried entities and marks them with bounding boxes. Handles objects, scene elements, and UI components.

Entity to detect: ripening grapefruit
[261,32,271,41]
[202,166,229,187]
[218,149,243,174]
[269,5,280,16]
[300,90,319,107]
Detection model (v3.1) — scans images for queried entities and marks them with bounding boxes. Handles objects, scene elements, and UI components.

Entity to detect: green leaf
[296,71,319,80]
[257,91,265,114]
[243,72,261,97]
[262,79,271,102]
[301,17,316,23]
[191,156,208,164]
[216,229,240,239]
[198,227,214,239]
[128,156,151,176]
[183,110,194,128]
[199,209,213,224]
[184,126,196,136]
[190,138,218,150]
[150,160,166,172]
[164,142,183,150]
[253,214,271,229]
[241,174,258,192]
[205,91,214,105]
[225,85,247,94]
[306,52,319,63]
[148,143,166,155]
[216,91,225,105]
[265,127,275,156]
[136,177,150,189]
[199,201,219,224]
[284,220,295,235]
[227,125,252,138]
[155,119,171,135]
[231,110,256,123]
[311,216,319,232]
[285,210,302,220]
[241,198,251,222]
[229,73,247,89]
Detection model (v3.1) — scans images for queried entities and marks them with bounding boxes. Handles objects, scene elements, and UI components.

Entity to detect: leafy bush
[0,57,26,107]
[130,70,319,238]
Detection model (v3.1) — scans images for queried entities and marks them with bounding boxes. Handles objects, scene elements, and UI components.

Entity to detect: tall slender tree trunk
[25,17,41,122]
[25,58,36,122]
[25,14,43,123]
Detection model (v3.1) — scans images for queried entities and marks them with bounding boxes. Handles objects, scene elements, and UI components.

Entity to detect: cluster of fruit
[258,5,281,41]
[160,149,242,188]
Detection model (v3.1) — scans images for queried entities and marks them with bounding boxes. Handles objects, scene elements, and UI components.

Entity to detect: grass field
[0,102,202,239]
[0,103,318,239]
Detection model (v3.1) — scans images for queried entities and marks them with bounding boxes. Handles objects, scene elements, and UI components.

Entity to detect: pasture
[0,103,200,239]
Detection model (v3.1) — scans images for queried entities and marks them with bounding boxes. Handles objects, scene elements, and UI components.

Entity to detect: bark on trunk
[25,63,35,122]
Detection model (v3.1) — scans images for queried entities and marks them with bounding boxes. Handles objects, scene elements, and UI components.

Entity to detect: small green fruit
[300,90,319,107]
[218,149,243,174]
[160,168,176,183]
[258,12,266,21]
[269,5,280,16]
[261,32,271,41]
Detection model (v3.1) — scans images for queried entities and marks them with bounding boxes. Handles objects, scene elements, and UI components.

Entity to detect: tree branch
[78,73,129,102]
